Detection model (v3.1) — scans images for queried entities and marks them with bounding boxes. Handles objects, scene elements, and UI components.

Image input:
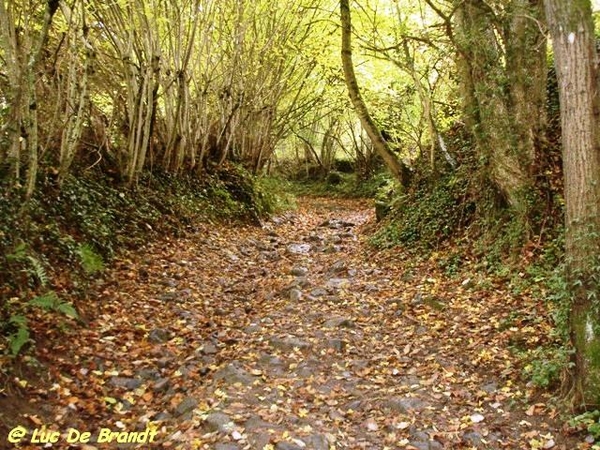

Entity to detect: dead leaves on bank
[5,198,585,449]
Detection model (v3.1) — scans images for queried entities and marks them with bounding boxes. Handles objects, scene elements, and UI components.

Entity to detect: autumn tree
[545,0,600,407]
[0,0,330,193]
[451,0,547,229]
[340,0,411,187]
[0,0,59,197]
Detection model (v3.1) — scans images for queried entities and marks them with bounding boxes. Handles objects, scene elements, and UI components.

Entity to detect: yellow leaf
[214,389,228,399]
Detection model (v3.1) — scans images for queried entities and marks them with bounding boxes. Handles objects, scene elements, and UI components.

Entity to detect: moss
[585,337,600,404]
[570,307,600,405]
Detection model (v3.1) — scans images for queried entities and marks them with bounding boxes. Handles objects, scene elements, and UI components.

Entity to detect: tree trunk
[506,0,547,173]
[0,0,57,195]
[340,0,410,187]
[454,0,545,225]
[545,0,600,408]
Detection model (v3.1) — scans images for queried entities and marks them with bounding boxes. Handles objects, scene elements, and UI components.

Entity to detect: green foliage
[547,262,571,343]
[28,291,79,320]
[478,218,527,271]
[543,230,600,347]
[77,243,105,275]
[570,410,600,445]
[7,315,30,356]
[202,164,282,221]
[3,292,78,356]
[5,243,49,287]
[437,252,463,277]
[522,345,572,389]
[371,172,473,249]
[285,171,393,199]
[254,177,297,216]
[26,256,49,286]
[6,242,28,261]
[366,172,397,200]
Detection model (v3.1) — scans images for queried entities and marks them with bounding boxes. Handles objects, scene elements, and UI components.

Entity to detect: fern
[8,315,30,356]
[26,256,48,286]
[28,291,60,310]
[77,243,104,275]
[6,243,48,286]
[6,293,78,356]
[6,243,28,262]
[56,302,78,319]
[28,291,79,320]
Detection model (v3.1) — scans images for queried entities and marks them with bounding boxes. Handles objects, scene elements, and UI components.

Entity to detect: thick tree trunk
[454,0,545,224]
[340,0,410,187]
[506,0,547,171]
[545,0,600,407]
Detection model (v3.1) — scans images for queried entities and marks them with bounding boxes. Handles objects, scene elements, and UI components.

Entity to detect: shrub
[371,172,474,249]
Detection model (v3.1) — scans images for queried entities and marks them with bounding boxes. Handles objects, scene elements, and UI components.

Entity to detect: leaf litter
[4,197,587,449]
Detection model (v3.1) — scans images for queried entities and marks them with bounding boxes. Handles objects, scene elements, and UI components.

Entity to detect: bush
[0,165,278,356]
[255,177,297,216]
[371,172,474,249]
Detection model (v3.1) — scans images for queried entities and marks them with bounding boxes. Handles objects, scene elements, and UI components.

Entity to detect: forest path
[29,198,576,450]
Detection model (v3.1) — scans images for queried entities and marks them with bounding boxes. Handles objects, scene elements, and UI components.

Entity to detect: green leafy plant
[255,176,297,216]
[76,243,105,275]
[7,315,30,356]
[570,410,600,445]
[6,243,49,286]
[4,292,79,356]
[371,172,473,250]
[522,345,573,389]
[28,291,79,319]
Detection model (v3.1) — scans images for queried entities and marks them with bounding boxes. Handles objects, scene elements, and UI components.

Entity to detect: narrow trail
[16,198,578,450]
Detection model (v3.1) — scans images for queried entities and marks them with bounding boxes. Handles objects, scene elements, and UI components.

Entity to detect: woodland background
[2,0,600,443]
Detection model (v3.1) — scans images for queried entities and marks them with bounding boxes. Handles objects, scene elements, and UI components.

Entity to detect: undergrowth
[370,171,474,250]
[0,165,282,358]
[285,171,393,199]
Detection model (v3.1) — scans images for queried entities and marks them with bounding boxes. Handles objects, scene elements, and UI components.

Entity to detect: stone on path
[324,338,347,352]
[310,288,328,297]
[326,278,349,289]
[174,396,198,417]
[213,363,255,386]
[303,434,330,450]
[109,377,142,390]
[289,288,302,301]
[323,317,355,328]
[269,336,311,351]
[148,328,170,343]
[275,442,304,450]
[152,378,170,393]
[287,243,311,254]
[203,412,234,432]
[380,396,429,414]
[290,266,309,276]
[200,341,218,355]
[215,445,240,450]
[329,260,347,274]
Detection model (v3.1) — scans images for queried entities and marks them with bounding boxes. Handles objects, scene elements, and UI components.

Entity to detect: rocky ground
[1,198,585,449]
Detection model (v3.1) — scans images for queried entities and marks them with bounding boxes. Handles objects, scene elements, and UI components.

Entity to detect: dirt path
[6,198,579,449]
